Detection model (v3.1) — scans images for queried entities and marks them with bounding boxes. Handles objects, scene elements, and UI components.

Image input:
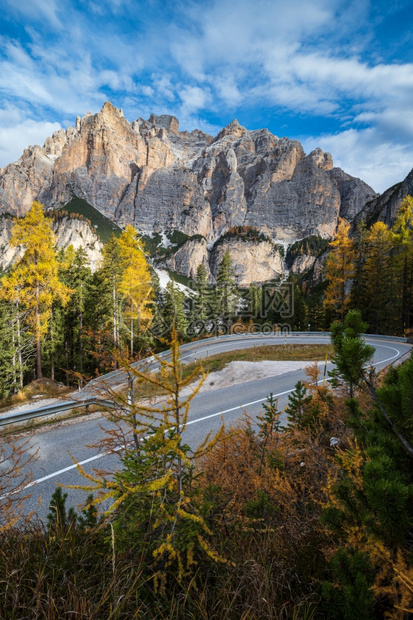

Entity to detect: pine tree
[163,281,188,340]
[247,282,262,321]
[147,268,167,343]
[193,263,209,324]
[330,310,413,457]
[322,355,413,617]
[324,218,356,323]
[329,309,375,398]
[47,487,77,533]
[1,202,72,379]
[257,393,284,474]
[285,381,312,430]
[214,251,237,329]
[42,302,65,383]
[292,284,307,330]
[350,219,369,320]
[100,235,123,348]
[58,245,93,384]
[0,301,20,398]
[0,294,32,395]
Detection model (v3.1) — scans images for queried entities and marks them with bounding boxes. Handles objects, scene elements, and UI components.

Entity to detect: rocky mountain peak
[353,166,413,230]
[308,147,334,171]
[0,101,380,284]
[100,100,124,119]
[214,119,248,143]
[148,114,180,133]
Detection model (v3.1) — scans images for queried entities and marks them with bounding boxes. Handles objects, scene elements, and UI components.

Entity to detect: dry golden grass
[132,344,333,400]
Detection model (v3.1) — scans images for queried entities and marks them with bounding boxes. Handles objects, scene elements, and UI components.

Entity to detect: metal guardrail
[1,332,410,428]
[0,397,115,427]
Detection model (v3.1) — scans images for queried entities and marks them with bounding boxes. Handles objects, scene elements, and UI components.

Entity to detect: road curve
[4,333,411,520]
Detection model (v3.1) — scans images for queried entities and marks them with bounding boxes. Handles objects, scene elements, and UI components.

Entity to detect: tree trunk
[50,306,55,381]
[79,313,83,386]
[11,321,17,393]
[65,340,69,386]
[36,283,42,380]
[130,298,134,358]
[112,276,118,346]
[79,285,84,387]
[16,310,23,389]
[402,256,408,335]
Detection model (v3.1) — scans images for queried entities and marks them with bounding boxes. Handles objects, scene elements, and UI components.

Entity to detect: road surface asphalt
[2,333,411,521]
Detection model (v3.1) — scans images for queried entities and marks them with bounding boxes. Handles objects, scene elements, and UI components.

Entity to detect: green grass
[141,231,163,254]
[58,196,122,243]
[166,268,192,288]
[141,230,205,261]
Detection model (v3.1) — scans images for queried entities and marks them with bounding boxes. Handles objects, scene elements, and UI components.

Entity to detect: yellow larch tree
[363,221,393,333]
[68,330,226,589]
[324,218,356,322]
[117,224,153,356]
[391,195,413,335]
[1,202,72,379]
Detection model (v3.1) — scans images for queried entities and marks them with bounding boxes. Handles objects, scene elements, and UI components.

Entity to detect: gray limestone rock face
[311,249,329,283]
[353,167,413,230]
[52,217,103,271]
[163,238,211,281]
[210,238,284,286]
[244,147,341,239]
[329,167,378,221]
[132,166,214,238]
[0,146,55,217]
[289,254,317,275]
[0,102,380,282]
[0,218,25,268]
[0,216,103,272]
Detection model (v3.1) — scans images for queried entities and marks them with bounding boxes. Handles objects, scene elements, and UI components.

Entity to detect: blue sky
[1,0,413,192]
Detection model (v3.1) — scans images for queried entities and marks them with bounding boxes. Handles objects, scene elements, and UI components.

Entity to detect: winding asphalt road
[3,333,411,520]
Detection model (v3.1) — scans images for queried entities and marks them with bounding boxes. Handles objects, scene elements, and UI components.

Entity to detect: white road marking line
[1,342,407,495]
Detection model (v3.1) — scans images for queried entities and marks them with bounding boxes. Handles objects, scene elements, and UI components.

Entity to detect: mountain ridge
[1,101,409,285]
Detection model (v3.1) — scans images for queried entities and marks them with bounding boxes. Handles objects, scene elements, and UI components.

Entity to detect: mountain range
[0,101,411,285]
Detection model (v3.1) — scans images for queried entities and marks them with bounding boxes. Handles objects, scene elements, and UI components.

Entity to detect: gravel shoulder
[183,360,314,396]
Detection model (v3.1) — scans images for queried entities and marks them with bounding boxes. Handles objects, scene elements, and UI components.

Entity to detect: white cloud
[152,74,176,102]
[0,0,412,190]
[172,0,333,74]
[141,85,154,97]
[5,0,62,29]
[302,128,413,193]
[0,109,61,167]
[179,85,210,114]
[214,76,243,107]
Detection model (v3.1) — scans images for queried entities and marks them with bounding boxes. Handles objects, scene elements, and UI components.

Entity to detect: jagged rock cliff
[164,238,211,281]
[163,236,284,286]
[353,167,413,230]
[0,216,103,271]
[210,238,284,286]
[0,102,379,282]
[0,103,376,235]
